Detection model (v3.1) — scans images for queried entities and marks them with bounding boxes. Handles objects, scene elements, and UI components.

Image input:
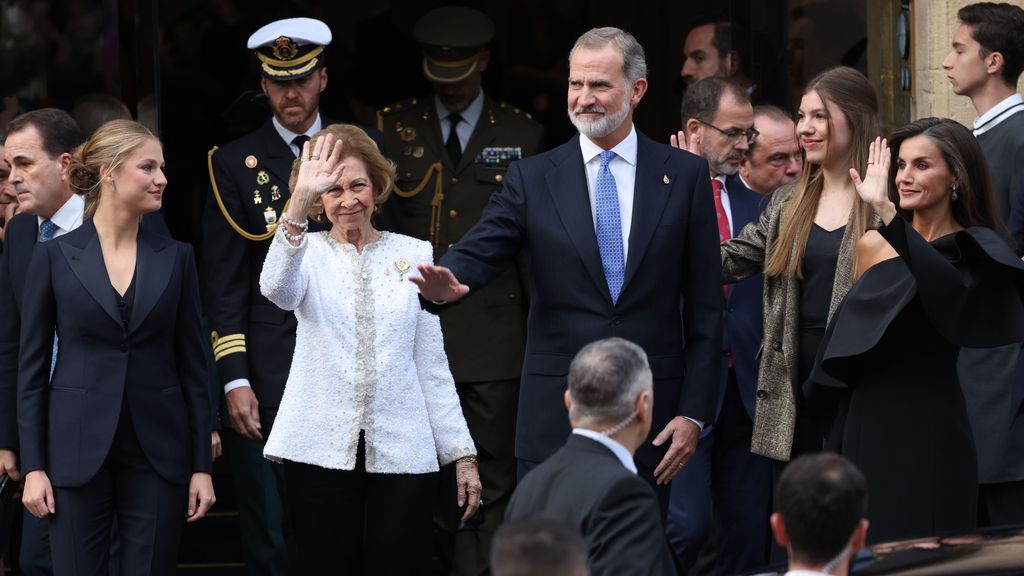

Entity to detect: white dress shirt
[260,229,475,473]
[272,114,323,157]
[572,428,637,474]
[973,93,1024,136]
[435,90,484,152]
[38,193,84,240]
[715,175,734,232]
[579,125,638,264]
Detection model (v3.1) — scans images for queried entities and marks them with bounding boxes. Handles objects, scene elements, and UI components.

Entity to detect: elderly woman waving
[259,124,480,575]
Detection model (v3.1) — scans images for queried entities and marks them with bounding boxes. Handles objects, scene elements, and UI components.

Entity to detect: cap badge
[245,155,258,168]
[272,36,299,60]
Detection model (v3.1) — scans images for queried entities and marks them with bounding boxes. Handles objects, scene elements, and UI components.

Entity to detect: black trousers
[283,434,437,575]
[49,408,186,576]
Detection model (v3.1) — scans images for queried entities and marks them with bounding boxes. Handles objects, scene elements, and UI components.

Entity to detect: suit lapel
[129,227,175,334]
[545,138,610,301]
[622,134,672,292]
[11,217,40,308]
[59,220,121,326]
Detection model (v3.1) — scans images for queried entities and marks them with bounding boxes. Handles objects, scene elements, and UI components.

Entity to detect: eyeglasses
[698,119,759,146]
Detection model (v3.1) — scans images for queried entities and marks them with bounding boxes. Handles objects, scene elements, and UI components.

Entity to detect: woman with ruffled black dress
[811,118,1024,543]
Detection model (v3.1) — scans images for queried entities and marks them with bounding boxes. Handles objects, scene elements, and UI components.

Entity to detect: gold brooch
[395,258,411,281]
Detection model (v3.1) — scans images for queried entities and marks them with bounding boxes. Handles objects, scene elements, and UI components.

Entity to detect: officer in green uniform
[377,7,543,575]
[203,17,384,574]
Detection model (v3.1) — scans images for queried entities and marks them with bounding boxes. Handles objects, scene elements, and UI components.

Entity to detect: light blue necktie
[39,219,59,377]
[595,151,624,303]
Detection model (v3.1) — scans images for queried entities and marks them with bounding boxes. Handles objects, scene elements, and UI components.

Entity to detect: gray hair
[570,27,648,83]
[568,338,652,424]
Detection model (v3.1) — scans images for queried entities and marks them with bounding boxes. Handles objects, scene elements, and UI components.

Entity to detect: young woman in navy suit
[19,119,215,574]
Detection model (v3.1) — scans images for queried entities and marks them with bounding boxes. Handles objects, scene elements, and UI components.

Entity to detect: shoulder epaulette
[496,101,534,121]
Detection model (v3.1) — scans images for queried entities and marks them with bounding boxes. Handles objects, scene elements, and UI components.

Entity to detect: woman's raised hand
[291,134,346,215]
[850,137,897,224]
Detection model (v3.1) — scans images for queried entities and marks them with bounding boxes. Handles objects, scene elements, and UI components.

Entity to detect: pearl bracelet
[284,229,305,244]
[280,214,309,230]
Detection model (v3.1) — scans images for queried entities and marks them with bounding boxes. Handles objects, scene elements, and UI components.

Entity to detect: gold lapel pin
[663,175,670,185]
[395,257,411,281]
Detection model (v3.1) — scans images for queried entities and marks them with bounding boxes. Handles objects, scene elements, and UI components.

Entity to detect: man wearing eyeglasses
[669,76,772,575]
[739,105,801,196]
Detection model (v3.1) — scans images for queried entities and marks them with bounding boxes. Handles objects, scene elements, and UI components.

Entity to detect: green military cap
[413,7,494,84]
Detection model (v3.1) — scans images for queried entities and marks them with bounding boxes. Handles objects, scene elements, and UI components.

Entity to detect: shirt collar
[40,193,84,233]
[272,113,323,148]
[579,124,638,167]
[572,428,638,473]
[715,174,729,195]
[973,93,1024,133]
[435,90,485,129]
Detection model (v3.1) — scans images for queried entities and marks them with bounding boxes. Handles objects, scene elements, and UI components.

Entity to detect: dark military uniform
[378,94,543,572]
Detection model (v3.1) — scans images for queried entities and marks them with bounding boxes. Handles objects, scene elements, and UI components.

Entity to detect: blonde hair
[287,124,396,220]
[764,67,879,279]
[67,119,157,218]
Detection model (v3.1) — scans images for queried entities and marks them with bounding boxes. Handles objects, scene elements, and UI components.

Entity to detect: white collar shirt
[436,90,484,152]
[273,114,323,157]
[579,125,638,264]
[572,428,637,474]
[39,193,85,240]
[973,93,1024,136]
[715,174,734,232]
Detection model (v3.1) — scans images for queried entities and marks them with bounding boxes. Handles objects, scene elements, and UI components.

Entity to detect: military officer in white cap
[202,17,384,574]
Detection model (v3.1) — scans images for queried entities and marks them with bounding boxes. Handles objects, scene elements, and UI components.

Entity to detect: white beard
[568,92,632,140]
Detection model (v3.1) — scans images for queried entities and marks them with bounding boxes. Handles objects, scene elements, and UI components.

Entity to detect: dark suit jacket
[18,219,211,486]
[506,434,676,576]
[433,130,722,468]
[202,117,384,411]
[720,175,766,422]
[0,211,170,452]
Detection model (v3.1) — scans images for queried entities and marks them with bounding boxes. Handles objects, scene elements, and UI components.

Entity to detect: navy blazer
[0,211,171,452]
[720,175,766,422]
[434,131,723,468]
[17,218,211,486]
[506,434,677,576]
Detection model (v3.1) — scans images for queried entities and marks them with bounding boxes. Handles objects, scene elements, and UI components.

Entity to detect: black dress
[793,224,845,458]
[811,217,1024,543]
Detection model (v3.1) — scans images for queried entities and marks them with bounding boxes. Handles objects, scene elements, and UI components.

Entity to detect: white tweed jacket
[260,229,475,473]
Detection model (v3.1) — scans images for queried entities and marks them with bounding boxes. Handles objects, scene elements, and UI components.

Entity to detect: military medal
[400,126,417,142]
[402,144,412,156]
[412,146,424,158]
[256,170,270,185]
[245,155,258,169]
[264,207,278,231]
[394,258,410,281]
[253,190,263,204]
[271,185,281,201]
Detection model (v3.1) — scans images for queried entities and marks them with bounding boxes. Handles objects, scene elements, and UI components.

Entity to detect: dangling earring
[951,183,959,202]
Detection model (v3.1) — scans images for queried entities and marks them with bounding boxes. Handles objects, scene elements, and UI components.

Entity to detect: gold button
[451,176,459,185]
[449,210,458,219]
[495,174,504,183]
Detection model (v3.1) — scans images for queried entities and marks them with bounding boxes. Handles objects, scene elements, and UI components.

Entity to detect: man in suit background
[669,77,771,574]
[943,1,1024,528]
[376,8,544,572]
[505,338,676,576]
[738,105,801,197]
[412,26,722,509]
[771,453,869,576]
